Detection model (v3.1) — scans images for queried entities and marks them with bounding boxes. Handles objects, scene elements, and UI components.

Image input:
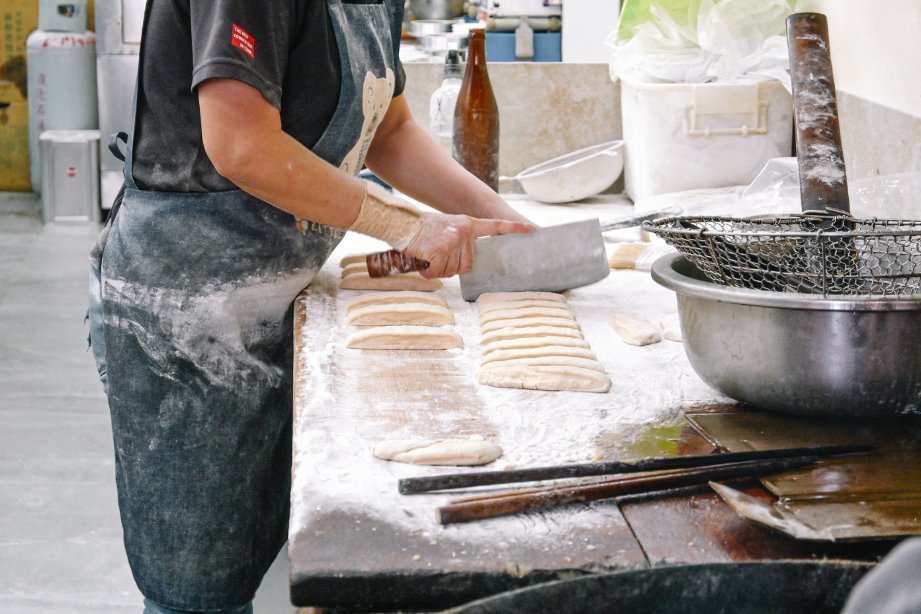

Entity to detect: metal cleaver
[458,218,609,301]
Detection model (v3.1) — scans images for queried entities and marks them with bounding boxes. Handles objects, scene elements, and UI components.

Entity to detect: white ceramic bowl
[511,141,625,204]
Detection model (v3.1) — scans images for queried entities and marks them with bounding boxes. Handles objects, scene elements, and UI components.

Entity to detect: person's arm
[198,78,533,277]
[364,94,532,225]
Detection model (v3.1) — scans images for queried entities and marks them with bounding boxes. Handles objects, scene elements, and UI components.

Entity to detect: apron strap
[121,0,154,191]
[109,132,128,162]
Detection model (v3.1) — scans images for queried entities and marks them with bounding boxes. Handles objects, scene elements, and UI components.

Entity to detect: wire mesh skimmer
[642,212,921,297]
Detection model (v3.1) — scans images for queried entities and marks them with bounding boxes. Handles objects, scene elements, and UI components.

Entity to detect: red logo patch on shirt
[231,24,255,59]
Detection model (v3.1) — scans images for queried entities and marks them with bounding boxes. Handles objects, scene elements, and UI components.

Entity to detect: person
[841,538,921,614]
[86,1,534,612]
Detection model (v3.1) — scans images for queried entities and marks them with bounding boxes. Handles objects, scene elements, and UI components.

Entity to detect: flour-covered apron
[87,0,397,608]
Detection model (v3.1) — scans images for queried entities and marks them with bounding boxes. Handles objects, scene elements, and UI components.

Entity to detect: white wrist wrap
[349,181,422,251]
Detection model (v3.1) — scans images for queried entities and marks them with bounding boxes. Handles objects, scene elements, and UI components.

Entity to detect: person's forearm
[198,78,534,278]
[214,127,367,229]
[364,100,531,224]
[199,79,366,229]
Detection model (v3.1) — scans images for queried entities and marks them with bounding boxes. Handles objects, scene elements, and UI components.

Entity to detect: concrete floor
[0,192,292,613]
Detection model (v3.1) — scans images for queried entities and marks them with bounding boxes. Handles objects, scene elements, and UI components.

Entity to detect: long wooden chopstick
[437,455,819,525]
[401,444,872,494]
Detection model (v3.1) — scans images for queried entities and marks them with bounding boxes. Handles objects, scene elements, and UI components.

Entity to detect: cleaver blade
[459,218,610,301]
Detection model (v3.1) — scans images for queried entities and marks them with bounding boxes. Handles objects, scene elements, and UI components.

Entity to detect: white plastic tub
[621,78,793,201]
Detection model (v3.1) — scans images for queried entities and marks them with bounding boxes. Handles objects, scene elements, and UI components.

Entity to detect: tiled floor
[0,192,292,613]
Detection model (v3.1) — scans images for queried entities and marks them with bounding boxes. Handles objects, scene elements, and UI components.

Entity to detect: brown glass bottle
[452,29,499,191]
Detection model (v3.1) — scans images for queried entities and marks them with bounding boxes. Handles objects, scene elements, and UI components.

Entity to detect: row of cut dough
[475,291,611,393]
[339,254,462,350]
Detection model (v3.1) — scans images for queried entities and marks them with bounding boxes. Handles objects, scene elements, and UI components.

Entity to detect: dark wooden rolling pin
[787,12,849,214]
[437,456,820,525]
[399,444,872,494]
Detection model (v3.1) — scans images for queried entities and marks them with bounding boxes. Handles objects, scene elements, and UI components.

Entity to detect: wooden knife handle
[365,250,429,278]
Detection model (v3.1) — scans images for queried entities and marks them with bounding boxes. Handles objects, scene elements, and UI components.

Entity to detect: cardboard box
[0,81,31,191]
[1,0,38,190]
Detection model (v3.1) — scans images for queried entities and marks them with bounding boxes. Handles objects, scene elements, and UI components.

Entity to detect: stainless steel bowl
[418,32,468,55]
[651,252,921,418]
[409,19,454,37]
[410,0,465,20]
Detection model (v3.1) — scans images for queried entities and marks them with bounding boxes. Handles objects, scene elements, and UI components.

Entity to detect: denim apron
[87,1,398,609]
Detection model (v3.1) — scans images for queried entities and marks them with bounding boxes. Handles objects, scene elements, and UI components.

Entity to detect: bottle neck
[467,36,487,70]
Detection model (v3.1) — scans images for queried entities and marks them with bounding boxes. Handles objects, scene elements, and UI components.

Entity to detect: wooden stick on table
[401,444,872,494]
[437,456,819,525]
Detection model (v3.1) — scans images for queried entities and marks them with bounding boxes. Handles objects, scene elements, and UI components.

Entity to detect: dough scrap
[481,345,597,365]
[346,291,448,312]
[479,355,605,373]
[346,325,463,349]
[660,314,682,342]
[477,291,566,305]
[347,303,454,326]
[481,325,583,346]
[372,439,502,466]
[483,335,591,355]
[610,313,662,346]
[341,272,442,292]
[477,364,611,393]
[481,316,579,335]
[479,306,574,325]
[341,263,369,278]
[478,299,571,316]
[339,253,367,268]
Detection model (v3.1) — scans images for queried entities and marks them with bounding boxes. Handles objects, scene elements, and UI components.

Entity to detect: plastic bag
[608,0,793,87]
[634,156,921,221]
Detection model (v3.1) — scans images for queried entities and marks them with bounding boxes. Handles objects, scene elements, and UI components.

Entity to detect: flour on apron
[86,0,400,608]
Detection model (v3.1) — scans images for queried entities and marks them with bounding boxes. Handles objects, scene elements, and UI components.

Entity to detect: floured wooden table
[287,199,895,611]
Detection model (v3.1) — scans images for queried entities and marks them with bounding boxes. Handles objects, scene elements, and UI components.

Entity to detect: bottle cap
[443,50,462,78]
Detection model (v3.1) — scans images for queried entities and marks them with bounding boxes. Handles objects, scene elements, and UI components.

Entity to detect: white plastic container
[40,130,101,223]
[26,30,98,193]
[621,78,793,201]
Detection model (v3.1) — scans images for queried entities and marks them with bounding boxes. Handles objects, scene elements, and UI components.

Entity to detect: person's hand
[348,180,535,278]
[403,212,535,278]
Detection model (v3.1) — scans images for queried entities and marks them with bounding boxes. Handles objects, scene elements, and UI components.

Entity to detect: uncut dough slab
[478,299,571,316]
[479,306,574,325]
[481,345,596,365]
[661,314,682,342]
[478,291,566,305]
[340,253,368,268]
[346,325,463,349]
[341,263,369,278]
[481,325,583,346]
[346,291,448,312]
[372,439,502,466]
[610,313,662,346]
[481,316,579,335]
[483,335,591,355]
[478,355,605,373]
[341,272,442,292]
[347,303,454,326]
[477,364,611,393]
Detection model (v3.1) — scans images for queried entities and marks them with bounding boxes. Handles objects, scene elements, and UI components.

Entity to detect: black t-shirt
[131,0,406,192]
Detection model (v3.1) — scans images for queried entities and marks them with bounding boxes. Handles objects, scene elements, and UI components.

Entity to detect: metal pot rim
[651,252,921,312]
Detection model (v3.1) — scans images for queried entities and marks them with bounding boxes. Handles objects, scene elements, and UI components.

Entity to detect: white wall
[800,0,921,118]
[562,0,620,63]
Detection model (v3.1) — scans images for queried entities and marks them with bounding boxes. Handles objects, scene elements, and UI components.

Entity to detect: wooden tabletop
[288,214,893,612]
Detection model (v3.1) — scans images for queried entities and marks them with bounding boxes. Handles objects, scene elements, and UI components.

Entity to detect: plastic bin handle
[686,83,767,138]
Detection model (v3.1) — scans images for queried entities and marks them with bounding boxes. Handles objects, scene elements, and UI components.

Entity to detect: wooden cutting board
[687,410,921,541]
